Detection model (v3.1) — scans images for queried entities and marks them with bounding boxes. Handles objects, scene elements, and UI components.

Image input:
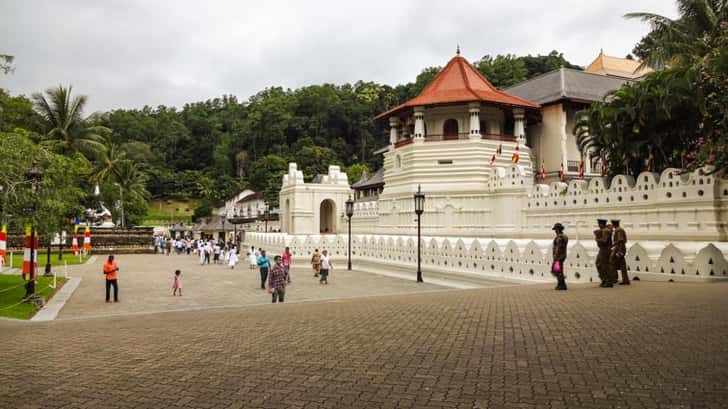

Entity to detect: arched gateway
[320,199,336,233]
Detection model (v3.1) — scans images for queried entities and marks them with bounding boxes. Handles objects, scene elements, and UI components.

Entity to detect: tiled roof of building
[505,68,630,105]
[351,168,384,189]
[585,50,653,79]
[375,51,539,121]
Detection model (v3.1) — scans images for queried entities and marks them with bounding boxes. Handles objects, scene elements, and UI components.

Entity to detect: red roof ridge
[375,54,539,121]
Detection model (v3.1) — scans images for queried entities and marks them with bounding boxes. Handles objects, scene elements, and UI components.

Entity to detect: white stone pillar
[413,106,425,142]
[513,108,526,144]
[389,117,400,145]
[468,102,480,139]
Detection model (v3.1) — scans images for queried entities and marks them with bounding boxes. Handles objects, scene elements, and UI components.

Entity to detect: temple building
[264,49,727,285]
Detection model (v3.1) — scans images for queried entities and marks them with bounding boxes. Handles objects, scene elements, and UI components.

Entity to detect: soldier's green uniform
[551,223,568,290]
[594,219,613,287]
[610,219,630,285]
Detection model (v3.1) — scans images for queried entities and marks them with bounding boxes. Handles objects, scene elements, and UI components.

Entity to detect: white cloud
[0,0,677,113]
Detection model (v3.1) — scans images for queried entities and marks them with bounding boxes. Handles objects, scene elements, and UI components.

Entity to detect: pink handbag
[552,260,561,273]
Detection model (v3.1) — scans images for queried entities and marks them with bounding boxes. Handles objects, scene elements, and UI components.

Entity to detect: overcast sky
[1,0,677,113]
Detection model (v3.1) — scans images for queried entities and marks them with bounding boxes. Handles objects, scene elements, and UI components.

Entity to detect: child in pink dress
[172,269,182,296]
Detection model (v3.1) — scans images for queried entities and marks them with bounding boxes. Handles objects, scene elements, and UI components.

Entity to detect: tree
[90,142,126,185]
[248,155,288,208]
[0,55,13,75]
[0,89,37,132]
[627,0,727,69]
[0,132,89,238]
[475,55,528,88]
[32,85,110,160]
[520,51,581,77]
[345,163,370,184]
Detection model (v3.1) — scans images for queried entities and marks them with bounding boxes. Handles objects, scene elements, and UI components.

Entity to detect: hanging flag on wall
[646,149,654,172]
[83,226,91,252]
[559,161,565,182]
[0,223,6,267]
[540,160,546,180]
[600,159,606,177]
[578,159,585,180]
[511,143,520,164]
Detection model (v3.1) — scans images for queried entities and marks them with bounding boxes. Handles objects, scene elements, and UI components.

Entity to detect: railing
[567,160,580,172]
[394,133,517,148]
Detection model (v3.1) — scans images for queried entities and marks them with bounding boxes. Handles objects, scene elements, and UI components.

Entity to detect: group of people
[551,218,629,290]
[195,239,239,268]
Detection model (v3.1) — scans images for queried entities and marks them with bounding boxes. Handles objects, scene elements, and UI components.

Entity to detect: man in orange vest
[103,255,120,302]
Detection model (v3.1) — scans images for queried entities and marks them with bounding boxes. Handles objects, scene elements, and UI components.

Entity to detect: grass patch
[6,251,89,269]
[144,199,199,225]
[0,274,67,320]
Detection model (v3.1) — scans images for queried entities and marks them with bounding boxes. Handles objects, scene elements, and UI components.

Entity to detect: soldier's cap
[552,222,564,231]
[610,219,620,224]
[597,218,608,224]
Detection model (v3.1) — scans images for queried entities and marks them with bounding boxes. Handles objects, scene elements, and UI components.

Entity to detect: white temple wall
[244,232,728,284]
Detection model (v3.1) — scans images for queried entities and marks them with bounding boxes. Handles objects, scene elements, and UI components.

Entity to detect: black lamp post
[414,184,425,283]
[264,209,270,233]
[345,196,354,271]
[25,162,42,298]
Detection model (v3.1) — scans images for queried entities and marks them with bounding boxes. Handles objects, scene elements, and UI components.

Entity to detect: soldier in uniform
[551,223,568,290]
[594,219,614,287]
[610,219,630,285]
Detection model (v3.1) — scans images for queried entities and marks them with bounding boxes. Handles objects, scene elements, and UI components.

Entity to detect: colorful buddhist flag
[22,226,38,280]
[71,225,79,255]
[490,152,497,165]
[83,226,91,252]
[600,159,606,177]
[578,159,585,180]
[511,143,520,164]
[0,223,6,266]
[496,144,502,155]
[559,161,565,182]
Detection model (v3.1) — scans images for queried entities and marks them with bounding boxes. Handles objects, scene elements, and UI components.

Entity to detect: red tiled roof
[375,54,539,121]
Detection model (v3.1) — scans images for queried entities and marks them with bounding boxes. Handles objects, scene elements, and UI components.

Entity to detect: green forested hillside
[0,50,580,225]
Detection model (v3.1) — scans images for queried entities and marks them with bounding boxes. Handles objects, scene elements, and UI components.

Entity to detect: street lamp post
[345,196,354,271]
[25,162,42,298]
[264,209,270,233]
[413,184,425,283]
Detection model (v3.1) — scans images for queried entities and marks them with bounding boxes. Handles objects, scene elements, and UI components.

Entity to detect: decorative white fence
[244,232,728,284]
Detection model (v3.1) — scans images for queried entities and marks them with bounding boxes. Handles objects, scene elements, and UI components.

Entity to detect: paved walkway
[55,254,450,320]
[1,274,727,408]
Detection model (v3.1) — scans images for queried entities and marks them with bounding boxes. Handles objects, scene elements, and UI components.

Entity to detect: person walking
[248,251,257,270]
[268,255,287,303]
[103,255,120,303]
[311,249,321,278]
[610,219,630,285]
[257,250,271,290]
[198,241,206,265]
[204,242,212,264]
[282,246,292,283]
[165,237,172,256]
[551,223,568,290]
[594,219,614,287]
[172,269,182,296]
[319,250,332,284]
[228,246,239,269]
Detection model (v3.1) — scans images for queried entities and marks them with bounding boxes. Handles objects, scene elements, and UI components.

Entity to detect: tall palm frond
[32,85,110,160]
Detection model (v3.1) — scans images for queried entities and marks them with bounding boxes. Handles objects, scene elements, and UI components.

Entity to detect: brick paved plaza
[1,254,727,408]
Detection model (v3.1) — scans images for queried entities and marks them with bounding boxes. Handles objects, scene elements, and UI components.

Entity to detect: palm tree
[626,0,727,68]
[32,85,110,160]
[115,160,150,203]
[90,142,126,185]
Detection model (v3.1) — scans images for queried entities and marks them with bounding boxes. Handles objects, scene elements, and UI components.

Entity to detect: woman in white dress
[198,241,206,265]
[248,251,257,270]
[228,246,239,269]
